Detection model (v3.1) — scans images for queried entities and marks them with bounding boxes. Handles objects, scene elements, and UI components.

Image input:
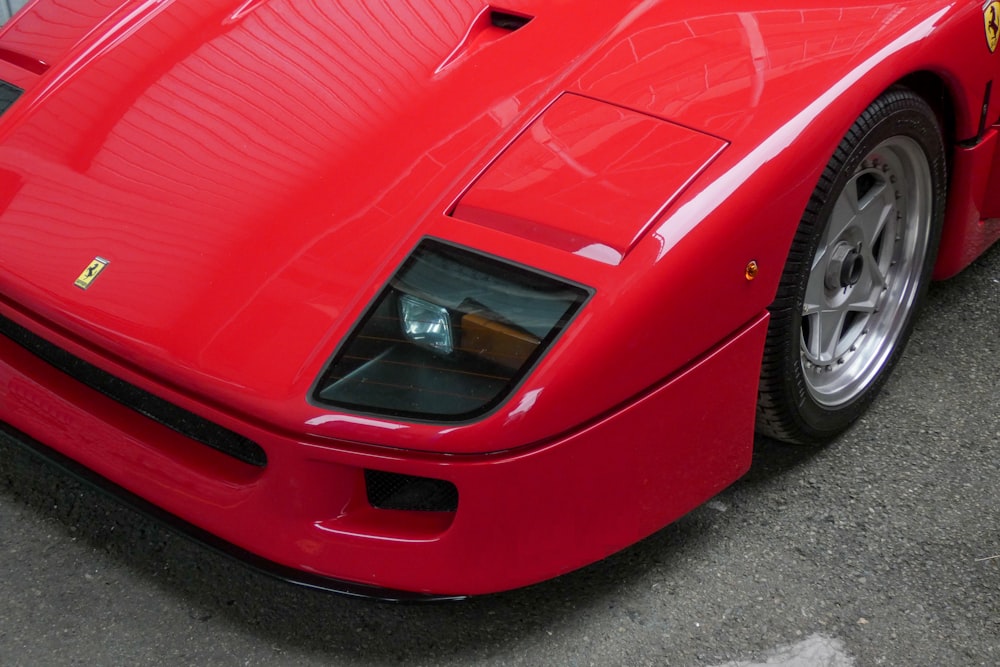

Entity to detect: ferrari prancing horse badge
[74,257,109,289]
[986,1,1000,53]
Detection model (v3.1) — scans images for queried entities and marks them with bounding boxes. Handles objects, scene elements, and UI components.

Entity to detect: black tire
[756,88,946,444]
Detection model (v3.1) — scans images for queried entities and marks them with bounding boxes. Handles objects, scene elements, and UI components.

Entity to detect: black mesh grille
[365,470,458,512]
[0,80,22,116]
[0,313,267,467]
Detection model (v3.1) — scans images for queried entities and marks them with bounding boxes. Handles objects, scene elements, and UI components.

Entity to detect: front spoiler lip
[0,421,467,604]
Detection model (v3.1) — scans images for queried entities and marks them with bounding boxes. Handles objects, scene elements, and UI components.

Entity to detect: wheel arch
[873,70,1000,282]
[896,71,960,145]
[892,70,1000,279]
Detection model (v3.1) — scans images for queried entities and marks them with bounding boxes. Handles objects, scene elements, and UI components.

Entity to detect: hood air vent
[490,10,531,31]
[437,6,534,72]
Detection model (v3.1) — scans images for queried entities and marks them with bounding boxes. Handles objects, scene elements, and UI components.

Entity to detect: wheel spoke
[824,186,859,247]
[856,177,888,214]
[844,288,878,315]
[802,263,828,315]
[860,199,893,251]
[807,308,848,363]
[861,242,887,292]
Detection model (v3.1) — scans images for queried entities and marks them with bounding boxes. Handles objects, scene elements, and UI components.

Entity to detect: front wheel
[756,88,946,444]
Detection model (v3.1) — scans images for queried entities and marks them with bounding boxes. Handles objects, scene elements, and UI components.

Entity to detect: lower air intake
[365,470,458,512]
[0,313,267,467]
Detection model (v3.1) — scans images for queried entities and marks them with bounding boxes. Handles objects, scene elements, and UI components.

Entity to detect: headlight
[312,240,590,420]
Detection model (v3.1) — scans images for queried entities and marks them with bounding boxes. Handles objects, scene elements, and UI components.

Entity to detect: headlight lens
[313,240,590,420]
[399,295,454,354]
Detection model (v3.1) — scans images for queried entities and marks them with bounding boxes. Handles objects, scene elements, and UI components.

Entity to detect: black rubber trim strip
[0,313,267,467]
[978,80,993,141]
[0,421,467,603]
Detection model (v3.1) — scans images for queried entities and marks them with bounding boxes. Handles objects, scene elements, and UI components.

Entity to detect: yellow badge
[986,1,1000,53]
[74,257,109,289]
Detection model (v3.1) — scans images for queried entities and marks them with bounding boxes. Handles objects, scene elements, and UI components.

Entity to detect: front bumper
[0,305,767,596]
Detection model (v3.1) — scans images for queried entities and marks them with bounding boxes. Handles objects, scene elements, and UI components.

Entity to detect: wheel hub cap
[827,242,864,290]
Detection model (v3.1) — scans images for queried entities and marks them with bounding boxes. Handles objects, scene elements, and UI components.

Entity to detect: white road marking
[710,634,855,667]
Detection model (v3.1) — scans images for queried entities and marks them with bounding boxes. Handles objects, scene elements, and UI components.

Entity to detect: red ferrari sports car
[0,0,997,598]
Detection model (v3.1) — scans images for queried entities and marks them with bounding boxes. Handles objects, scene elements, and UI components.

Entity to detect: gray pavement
[0,241,997,666]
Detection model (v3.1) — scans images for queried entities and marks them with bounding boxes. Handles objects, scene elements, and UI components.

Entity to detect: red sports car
[0,0,997,598]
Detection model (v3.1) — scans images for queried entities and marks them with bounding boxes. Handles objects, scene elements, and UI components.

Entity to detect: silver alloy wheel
[799,136,933,407]
[757,88,943,444]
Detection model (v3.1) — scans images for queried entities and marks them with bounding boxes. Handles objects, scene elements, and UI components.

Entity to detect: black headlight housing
[312,240,590,421]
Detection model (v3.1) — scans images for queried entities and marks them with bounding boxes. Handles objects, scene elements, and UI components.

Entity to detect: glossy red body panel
[454,93,727,263]
[0,300,766,594]
[0,0,126,70]
[935,127,1000,278]
[0,0,997,593]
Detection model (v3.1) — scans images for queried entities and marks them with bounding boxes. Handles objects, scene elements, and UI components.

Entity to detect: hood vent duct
[490,10,532,31]
[436,6,534,72]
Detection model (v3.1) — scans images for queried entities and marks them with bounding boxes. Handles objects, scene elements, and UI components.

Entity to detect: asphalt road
[0,243,997,667]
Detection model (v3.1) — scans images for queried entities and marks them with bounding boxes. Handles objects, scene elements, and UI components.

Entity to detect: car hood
[0,1,634,381]
[0,0,960,449]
